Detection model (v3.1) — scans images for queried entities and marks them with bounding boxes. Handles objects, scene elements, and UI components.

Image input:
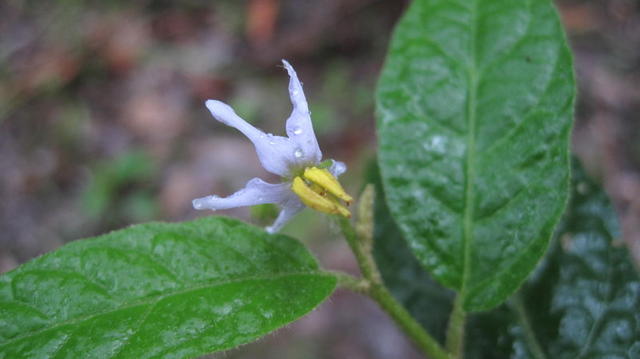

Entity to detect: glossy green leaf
[370,159,639,357]
[465,164,640,358]
[0,217,336,359]
[376,0,575,310]
[367,161,454,344]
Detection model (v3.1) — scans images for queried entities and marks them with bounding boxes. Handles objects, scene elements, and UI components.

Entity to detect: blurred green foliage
[310,60,373,135]
[250,203,280,226]
[82,150,157,223]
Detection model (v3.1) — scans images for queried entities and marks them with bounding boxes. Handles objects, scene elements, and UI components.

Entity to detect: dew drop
[262,310,273,319]
[213,304,232,316]
[293,127,303,135]
[331,161,346,175]
[294,149,303,158]
[193,196,218,210]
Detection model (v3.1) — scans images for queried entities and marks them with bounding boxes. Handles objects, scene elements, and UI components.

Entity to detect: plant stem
[338,216,378,282]
[370,282,449,359]
[446,294,466,358]
[332,270,369,294]
[336,217,449,359]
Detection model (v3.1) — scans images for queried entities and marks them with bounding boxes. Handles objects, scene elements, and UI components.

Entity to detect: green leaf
[466,163,640,358]
[370,158,640,357]
[0,217,336,359]
[367,161,454,344]
[376,0,575,310]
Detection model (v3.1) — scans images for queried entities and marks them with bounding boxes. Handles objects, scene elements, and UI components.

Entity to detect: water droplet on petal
[294,149,303,158]
[331,161,346,176]
[193,196,219,211]
[293,127,303,135]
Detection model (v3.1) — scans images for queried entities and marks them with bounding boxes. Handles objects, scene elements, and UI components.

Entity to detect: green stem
[338,217,379,282]
[446,294,466,358]
[332,271,369,294]
[336,217,449,359]
[370,282,449,359]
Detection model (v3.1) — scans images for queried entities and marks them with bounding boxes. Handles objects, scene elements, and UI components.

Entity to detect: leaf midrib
[0,271,330,348]
[577,240,616,358]
[460,0,479,302]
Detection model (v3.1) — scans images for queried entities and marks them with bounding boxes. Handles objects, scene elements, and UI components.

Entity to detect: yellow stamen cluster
[291,167,353,218]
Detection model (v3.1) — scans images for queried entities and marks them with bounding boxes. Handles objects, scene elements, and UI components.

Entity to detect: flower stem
[370,282,449,359]
[336,217,449,359]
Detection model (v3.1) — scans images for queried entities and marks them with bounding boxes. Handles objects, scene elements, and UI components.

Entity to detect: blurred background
[1,0,639,358]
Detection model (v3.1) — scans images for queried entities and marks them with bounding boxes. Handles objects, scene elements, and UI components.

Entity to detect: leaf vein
[50,330,74,359]
[0,271,327,347]
[417,181,460,214]
[577,247,615,358]
[477,0,533,72]
[122,247,182,283]
[460,0,480,295]
[110,301,158,358]
[475,186,525,221]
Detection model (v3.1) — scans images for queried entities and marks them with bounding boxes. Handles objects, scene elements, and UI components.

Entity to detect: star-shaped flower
[193,60,353,233]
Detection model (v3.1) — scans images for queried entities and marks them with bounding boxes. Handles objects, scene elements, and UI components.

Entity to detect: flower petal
[266,196,305,233]
[282,60,322,164]
[192,178,290,211]
[205,100,299,176]
[329,160,347,177]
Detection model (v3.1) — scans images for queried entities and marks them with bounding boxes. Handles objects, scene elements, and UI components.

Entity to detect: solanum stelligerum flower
[193,60,352,233]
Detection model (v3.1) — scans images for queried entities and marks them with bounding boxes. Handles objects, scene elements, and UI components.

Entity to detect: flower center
[291,167,353,218]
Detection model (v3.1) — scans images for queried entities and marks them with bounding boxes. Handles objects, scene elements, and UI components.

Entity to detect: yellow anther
[332,200,351,218]
[308,182,327,196]
[291,176,351,218]
[303,167,353,204]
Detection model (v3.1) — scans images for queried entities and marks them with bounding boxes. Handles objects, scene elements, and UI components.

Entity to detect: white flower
[193,60,352,233]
